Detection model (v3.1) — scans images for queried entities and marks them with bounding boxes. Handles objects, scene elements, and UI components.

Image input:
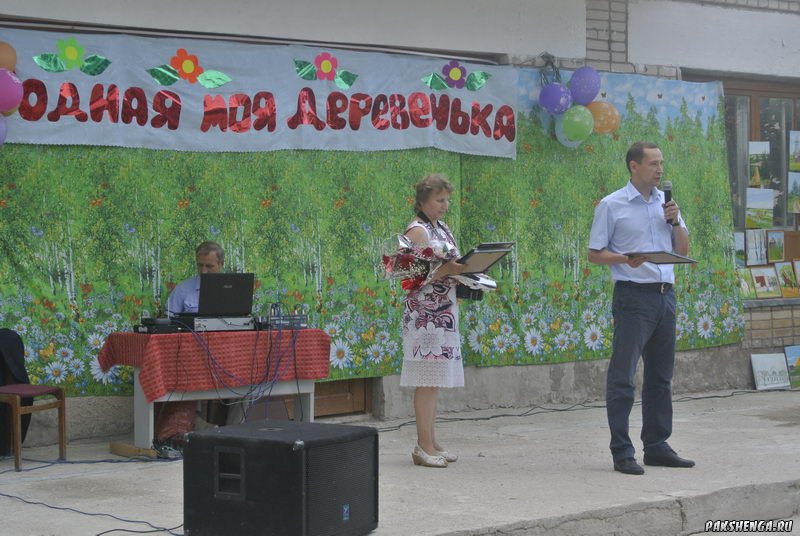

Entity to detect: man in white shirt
[588,141,694,475]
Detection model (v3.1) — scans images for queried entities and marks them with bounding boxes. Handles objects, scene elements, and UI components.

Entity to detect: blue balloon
[539,82,572,115]
[568,66,601,106]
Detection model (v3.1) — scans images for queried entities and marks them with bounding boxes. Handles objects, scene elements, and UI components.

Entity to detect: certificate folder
[624,251,697,265]
[458,243,513,274]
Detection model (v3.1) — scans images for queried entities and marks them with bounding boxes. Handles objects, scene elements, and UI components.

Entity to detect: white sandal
[412,445,447,468]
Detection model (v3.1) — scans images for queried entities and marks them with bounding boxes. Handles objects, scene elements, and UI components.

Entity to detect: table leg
[296,386,315,422]
[133,370,154,449]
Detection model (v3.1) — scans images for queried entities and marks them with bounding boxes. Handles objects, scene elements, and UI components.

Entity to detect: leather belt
[615,280,673,294]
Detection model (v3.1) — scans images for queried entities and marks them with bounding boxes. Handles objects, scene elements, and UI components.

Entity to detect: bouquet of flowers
[381,234,457,292]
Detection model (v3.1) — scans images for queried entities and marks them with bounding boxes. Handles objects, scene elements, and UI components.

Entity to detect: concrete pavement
[1,389,799,536]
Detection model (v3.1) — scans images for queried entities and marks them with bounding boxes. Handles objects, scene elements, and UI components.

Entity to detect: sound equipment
[183,420,379,536]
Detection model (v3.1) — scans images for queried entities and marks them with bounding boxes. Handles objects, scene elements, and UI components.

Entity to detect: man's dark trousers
[606,281,676,461]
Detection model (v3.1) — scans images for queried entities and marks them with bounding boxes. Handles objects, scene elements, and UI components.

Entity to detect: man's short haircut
[625,141,660,174]
[413,173,454,213]
[196,241,224,264]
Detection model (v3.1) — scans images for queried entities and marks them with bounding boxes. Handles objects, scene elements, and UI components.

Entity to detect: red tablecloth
[99,329,330,403]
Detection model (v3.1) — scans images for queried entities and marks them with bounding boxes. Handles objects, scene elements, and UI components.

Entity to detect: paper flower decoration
[33,36,111,75]
[146,48,231,88]
[314,52,338,81]
[423,60,490,91]
[171,48,204,84]
[294,52,358,90]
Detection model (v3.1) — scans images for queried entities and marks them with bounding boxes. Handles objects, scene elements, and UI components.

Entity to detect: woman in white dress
[400,174,466,468]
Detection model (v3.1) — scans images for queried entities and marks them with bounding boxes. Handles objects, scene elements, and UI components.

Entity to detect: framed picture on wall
[790,131,800,172]
[746,229,767,266]
[734,231,746,268]
[774,262,799,298]
[745,188,776,229]
[748,141,771,188]
[767,230,785,262]
[784,345,800,389]
[750,265,781,298]
[737,268,757,300]
[750,353,791,390]
[789,172,800,213]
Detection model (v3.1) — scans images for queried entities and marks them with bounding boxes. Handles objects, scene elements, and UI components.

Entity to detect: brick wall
[582,0,800,77]
[743,299,800,351]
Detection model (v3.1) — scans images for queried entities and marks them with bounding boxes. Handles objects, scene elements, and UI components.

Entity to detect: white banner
[1,28,518,158]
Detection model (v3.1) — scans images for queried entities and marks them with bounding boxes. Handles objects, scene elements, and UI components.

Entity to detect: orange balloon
[0,42,17,71]
[2,106,18,117]
[587,101,621,134]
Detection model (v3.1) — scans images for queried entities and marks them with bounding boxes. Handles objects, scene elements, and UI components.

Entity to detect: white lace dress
[399,220,464,388]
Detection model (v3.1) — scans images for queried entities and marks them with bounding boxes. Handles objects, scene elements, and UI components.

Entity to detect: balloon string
[539,54,562,87]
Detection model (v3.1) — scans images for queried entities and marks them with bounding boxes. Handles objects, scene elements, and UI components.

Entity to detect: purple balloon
[539,82,572,115]
[0,115,7,145]
[568,66,601,106]
[0,68,22,113]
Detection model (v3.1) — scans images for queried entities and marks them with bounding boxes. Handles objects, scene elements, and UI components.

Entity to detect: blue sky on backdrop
[517,68,723,132]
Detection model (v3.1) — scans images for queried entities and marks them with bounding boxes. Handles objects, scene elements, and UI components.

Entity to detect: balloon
[568,66,600,105]
[0,42,16,71]
[0,69,22,113]
[0,115,7,145]
[554,115,582,149]
[561,105,594,142]
[539,82,572,115]
[587,101,621,134]
[2,106,17,117]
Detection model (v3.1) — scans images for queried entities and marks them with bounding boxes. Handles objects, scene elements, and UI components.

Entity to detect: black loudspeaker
[183,420,379,536]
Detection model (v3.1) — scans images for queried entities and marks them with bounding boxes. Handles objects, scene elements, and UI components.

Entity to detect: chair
[0,328,67,472]
[0,383,66,471]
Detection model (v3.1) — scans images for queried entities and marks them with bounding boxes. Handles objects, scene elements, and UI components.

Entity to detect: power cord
[0,490,183,536]
[375,389,767,432]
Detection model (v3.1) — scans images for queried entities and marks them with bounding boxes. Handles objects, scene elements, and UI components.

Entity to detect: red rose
[421,247,434,258]
[398,254,416,269]
[402,277,424,291]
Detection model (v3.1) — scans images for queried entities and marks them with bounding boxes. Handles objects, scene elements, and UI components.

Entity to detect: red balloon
[0,68,23,113]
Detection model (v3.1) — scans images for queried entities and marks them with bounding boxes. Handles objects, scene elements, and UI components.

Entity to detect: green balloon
[561,105,594,142]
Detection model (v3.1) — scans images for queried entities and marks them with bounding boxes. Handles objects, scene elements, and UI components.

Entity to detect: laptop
[197,272,255,316]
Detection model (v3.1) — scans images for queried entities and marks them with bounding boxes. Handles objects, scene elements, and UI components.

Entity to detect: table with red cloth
[99,329,330,448]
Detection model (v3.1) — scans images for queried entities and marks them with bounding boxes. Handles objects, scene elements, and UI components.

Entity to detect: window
[687,74,800,231]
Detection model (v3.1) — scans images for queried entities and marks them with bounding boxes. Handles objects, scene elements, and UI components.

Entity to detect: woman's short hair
[195,241,224,264]
[413,173,454,213]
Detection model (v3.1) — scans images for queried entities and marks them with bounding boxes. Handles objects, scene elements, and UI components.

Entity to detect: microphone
[662,180,674,225]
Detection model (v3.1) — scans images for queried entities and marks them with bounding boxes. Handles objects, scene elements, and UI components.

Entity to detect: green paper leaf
[197,70,232,89]
[33,53,67,73]
[146,65,180,86]
[80,55,111,76]
[466,71,491,91]
[334,70,358,90]
[422,73,449,91]
[294,60,317,81]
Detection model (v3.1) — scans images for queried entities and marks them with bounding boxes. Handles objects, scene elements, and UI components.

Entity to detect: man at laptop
[159,241,225,447]
[167,241,224,315]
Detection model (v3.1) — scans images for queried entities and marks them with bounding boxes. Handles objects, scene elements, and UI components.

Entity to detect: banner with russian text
[1,28,517,158]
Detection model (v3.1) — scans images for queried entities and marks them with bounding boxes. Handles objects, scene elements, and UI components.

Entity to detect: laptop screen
[198,273,255,317]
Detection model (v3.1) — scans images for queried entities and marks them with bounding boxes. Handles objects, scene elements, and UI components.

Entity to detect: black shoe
[643,448,695,468]
[613,457,645,475]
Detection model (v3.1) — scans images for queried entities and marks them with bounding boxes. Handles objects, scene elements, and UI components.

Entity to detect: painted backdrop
[0,31,740,396]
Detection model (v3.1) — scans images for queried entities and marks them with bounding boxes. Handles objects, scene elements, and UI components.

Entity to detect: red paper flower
[171,48,204,84]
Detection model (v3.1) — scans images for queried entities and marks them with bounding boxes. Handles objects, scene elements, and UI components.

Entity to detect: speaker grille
[306,435,378,536]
